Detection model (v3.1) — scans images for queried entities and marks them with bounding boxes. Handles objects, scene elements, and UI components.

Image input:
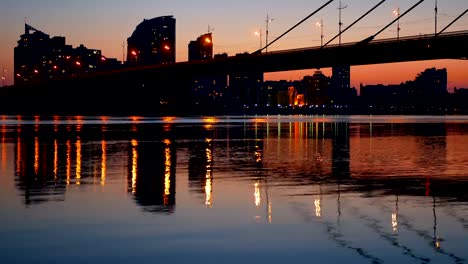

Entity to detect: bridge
[1,0,467,115]
[126,30,468,77]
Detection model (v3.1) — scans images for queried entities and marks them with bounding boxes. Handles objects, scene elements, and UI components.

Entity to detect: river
[1,115,467,263]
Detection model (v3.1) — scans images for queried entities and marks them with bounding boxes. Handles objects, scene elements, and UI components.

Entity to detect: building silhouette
[411,67,448,97]
[188,33,213,61]
[302,70,331,106]
[228,53,264,108]
[14,24,120,85]
[127,16,176,66]
[330,65,351,104]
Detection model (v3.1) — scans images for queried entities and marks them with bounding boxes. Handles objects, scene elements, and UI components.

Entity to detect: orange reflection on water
[131,139,138,194]
[34,137,39,176]
[205,177,212,206]
[203,117,218,129]
[315,198,321,217]
[254,181,261,207]
[53,116,60,132]
[205,138,213,206]
[268,201,272,224]
[100,116,109,123]
[75,138,82,185]
[75,119,83,133]
[16,137,21,175]
[164,139,172,205]
[130,116,141,132]
[34,116,40,132]
[101,140,107,186]
[163,116,176,123]
[66,140,71,185]
[392,213,398,231]
[54,140,58,181]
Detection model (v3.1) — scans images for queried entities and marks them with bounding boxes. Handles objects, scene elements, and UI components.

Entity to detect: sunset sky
[1,0,467,91]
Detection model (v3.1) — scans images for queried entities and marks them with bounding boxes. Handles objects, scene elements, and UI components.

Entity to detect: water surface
[1,115,468,264]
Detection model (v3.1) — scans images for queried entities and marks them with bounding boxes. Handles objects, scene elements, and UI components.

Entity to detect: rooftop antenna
[25,17,29,34]
[208,25,215,33]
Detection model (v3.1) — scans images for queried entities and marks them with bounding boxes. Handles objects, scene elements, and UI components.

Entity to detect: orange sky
[265,59,468,93]
[1,1,467,90]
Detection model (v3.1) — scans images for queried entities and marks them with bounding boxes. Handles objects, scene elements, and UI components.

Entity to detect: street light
[338,1,348,46]
[254,29,263,50]
[316,19,324,47]
[393,8,400,40]
[131,50,138,63]
[265,14,275,53]
[1,67,6,87]
[435,0,438,36]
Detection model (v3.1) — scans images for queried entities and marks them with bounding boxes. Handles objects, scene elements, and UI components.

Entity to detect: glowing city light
[392,213,398,231]
[164,142,172,205]
[315,198,321,217]
[254,182,261,207]
[131,139,138,194]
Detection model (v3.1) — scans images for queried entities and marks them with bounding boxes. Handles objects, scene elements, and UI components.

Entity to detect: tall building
[302,70,331,106]
[227,53,264,107]
[127,16,176,66]
[413,67,447,96]
[14,24,120,85]
[330,65,351,104]
[188,33,213,61]
[189,33,220,106]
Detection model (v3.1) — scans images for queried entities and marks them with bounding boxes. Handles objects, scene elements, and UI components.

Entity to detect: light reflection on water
[0,115,467,264]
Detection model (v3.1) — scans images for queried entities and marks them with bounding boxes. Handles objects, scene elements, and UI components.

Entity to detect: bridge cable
[359,0,425,44]
[322,0,387,48]
[252,0,335,55]
[436,8,468,37]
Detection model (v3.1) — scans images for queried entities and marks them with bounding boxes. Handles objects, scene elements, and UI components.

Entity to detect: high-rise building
[127,16,176,66]
[14,24,120,85]
[413,67,447,96]
[188,33,213,61]
[302,70,331,106]
[330,65,351,104]
[227,53,264,107]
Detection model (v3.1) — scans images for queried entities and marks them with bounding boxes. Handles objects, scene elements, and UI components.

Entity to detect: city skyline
[1,0,467,91]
